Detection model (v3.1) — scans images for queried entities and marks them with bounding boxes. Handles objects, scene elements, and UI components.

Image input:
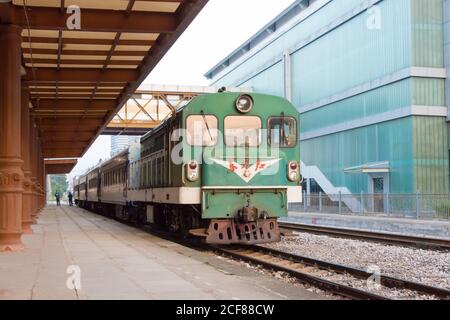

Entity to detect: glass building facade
[207,0,450,195]
[110,135,140,157]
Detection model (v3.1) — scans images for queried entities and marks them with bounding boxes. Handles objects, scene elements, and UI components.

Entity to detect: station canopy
[0,0,207,159]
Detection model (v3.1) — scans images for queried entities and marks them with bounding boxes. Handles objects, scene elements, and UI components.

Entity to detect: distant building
[206,0,450,195]
[111,136,140,157]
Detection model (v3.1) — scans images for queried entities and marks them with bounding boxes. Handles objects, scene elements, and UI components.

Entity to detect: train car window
[186,115,218,146]
[268,117,297,147]
[224,116,262,147]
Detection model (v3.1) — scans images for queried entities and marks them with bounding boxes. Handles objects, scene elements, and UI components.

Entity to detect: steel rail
[254,245,450,299]
[71,206,450,300]
[279,222,450,251]
[212,245,388,300]
[212,245,450,300]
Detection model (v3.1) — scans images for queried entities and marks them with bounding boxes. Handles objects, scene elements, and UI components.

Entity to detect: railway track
[279,222,450,251]
[212,245,450,300]
[72,206,450,300]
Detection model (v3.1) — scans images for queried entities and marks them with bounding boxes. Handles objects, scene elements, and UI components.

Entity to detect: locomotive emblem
[210,158,281,183]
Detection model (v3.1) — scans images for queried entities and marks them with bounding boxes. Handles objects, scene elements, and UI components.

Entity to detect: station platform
[283,212,450,239]
[0,205,323,300]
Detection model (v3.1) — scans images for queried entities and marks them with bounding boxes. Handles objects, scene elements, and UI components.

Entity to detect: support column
[21,86,33,234]
[0,24,24,252]
[35,134,41,212]
[38,140,45,210]
[30,120,38,221]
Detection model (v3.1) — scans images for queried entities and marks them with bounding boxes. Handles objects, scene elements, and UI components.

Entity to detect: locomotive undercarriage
[77,201,281,245]
[157,204,281,245]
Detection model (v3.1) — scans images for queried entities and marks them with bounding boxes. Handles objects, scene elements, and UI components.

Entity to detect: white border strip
[300,105,448,140]
[300,67,447,113]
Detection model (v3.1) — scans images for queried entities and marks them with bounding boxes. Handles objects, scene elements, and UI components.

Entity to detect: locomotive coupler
[239,206,258,223]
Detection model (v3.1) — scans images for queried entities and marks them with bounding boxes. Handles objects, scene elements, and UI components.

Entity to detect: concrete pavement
[0,205,325,300]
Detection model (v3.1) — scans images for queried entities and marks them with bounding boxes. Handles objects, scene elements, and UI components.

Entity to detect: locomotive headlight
[186,160,199,182]
[289,171,299,181]
[235,94,254,113]
[288,161,300,182]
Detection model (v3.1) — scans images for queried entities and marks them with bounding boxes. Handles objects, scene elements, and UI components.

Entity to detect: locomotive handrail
[202,186,289,190]
[207,156,280,160]
[181,162,187,186]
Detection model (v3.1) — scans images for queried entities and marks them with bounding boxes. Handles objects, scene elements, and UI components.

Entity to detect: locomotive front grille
[205,218,280,245]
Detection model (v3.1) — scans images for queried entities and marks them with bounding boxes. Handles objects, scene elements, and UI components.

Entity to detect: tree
[50,175,69,200]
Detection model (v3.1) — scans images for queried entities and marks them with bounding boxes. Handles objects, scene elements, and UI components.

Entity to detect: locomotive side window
[268,117,297,147]
[186,115,218,146]
[224,116,261,147]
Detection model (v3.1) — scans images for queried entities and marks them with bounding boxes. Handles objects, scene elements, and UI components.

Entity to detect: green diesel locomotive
[75,92,302,245]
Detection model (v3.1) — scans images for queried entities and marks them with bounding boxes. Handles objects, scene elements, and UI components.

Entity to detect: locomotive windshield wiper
[201,111,214,142]
[280,112,288,146]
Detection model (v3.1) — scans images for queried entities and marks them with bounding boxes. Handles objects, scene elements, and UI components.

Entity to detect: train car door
[123,163,128,199]
[84,177,88,200]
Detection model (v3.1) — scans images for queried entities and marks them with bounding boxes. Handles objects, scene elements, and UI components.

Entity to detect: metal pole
[338,191,342,215]
[303,191,307,212]
[416,192,420,219]
[319,191,322,213]
[360,191,364,214]
[386,192,390,216]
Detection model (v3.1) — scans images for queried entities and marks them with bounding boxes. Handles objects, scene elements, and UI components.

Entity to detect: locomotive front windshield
[224,116,261,147]
[186,115,218,146]
[268,117,297,147]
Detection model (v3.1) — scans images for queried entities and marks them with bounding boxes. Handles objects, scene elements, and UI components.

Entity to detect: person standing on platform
[55,191,61,207]
[68,191,73,207]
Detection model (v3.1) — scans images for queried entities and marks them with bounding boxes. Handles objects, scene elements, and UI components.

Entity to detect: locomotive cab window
[268,117,297,147]
[186,115,218,146]
[224,116,262,147]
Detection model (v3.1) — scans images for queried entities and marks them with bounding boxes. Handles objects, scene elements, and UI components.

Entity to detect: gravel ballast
[264,232,450,291]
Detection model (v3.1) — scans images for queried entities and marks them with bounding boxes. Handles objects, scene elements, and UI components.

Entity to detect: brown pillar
[0,24,24,252]
[39,142,44,209]
[35,128,40,212]
[38,145,44,210]
[33,124,41,219]
[30,121,39,219]
[21,86,33,233]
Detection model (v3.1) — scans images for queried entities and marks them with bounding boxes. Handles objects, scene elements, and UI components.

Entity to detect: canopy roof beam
[3,5,178,33]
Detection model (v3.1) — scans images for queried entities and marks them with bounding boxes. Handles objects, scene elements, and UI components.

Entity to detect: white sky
[69,0,296,179]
